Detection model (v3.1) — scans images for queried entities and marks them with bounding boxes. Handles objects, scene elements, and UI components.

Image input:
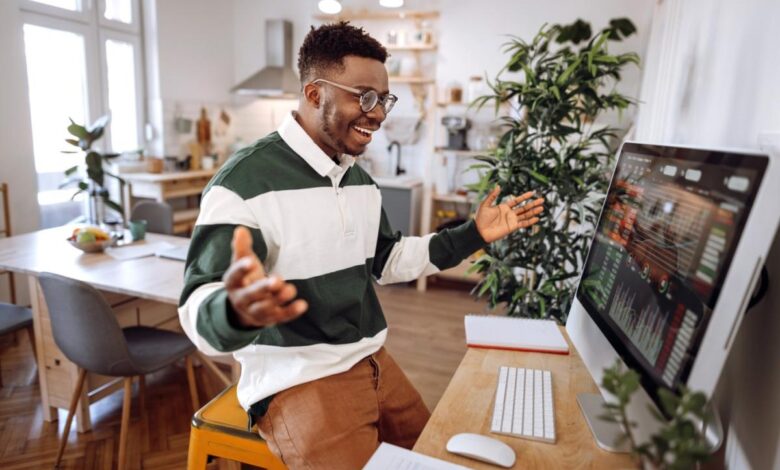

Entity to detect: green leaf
[67,119,89,139]
[556,56,581,86]
[64,165,79,177]
[65,138,80,148]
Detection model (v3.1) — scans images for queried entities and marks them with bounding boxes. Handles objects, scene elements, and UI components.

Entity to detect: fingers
[481,185,501,207]
[508,191,536,208]
[246,299,308,325]
[516,205,544,221]
[514,197,545,216]
[231,226,254,262]
[517,217,540,229]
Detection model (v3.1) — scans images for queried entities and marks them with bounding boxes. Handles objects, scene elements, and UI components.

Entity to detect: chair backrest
[37,272,135,376]
[131,201,174,235]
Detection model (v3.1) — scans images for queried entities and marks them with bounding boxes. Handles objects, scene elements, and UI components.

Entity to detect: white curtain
[635,0,780,149]
[635,1,780,469]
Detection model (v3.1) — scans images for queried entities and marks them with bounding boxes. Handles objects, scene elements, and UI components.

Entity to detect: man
[178,22,544,469]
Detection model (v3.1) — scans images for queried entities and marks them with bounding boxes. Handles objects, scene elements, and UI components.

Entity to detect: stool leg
[137,375,146,418]
[26,325,38,367]
[185,355,200,411]
[117,377,133,470]
[187,428,209,470]
[55,368,87,468]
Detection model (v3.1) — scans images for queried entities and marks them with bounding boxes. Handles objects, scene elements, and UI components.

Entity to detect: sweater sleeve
[178,185,267,354]
[371,206,487,285]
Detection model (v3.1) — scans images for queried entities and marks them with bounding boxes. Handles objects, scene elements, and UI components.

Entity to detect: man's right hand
[223,226,308,328]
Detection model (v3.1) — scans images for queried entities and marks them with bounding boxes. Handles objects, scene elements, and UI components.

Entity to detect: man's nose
[365,104,386,123]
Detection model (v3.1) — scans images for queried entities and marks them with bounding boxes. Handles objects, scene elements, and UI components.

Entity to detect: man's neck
[293,111,340,163]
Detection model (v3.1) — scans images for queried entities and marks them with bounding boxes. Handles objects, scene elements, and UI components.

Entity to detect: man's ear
[303,82,321,109]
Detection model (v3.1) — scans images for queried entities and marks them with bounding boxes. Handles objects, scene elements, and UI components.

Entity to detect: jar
[467,76,485,104]
[446,81,463,103]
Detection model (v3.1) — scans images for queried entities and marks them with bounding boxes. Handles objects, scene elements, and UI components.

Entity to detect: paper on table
[464,314,569,354]
[105,242,176,261]
[363,443,472,470]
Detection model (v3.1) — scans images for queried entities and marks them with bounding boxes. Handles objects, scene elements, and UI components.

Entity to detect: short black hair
[298,21,388,84]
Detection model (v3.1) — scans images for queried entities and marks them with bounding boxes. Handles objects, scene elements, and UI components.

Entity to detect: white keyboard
[490,366,556,443]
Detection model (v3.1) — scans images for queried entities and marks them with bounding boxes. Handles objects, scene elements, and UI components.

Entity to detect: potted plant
[600,361,718,469]
[61,115,125,225]
[468,18,640,322]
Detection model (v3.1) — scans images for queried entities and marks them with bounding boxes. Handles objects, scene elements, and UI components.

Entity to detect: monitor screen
[576,143,768,406]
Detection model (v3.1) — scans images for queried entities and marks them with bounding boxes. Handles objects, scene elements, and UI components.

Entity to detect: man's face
[315,55,389,157]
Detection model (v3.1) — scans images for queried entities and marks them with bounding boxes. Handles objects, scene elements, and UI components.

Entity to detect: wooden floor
[0,283,488,469]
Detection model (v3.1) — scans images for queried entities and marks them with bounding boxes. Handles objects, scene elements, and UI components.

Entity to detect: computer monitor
[566,142,780,448]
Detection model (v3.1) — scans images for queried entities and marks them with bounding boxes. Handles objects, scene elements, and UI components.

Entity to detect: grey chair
[38,272,200,470]
[0,302,36,387]
[131,200,174,235]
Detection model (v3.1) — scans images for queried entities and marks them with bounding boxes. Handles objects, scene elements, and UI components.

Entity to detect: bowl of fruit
[67,226,115,253]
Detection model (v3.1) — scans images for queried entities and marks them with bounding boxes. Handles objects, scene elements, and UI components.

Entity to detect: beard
[320,99,367,157]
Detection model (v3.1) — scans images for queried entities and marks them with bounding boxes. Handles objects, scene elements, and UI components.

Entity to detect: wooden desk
[122,169,216,234]
[0,226,230,432]
[413,328,637,469]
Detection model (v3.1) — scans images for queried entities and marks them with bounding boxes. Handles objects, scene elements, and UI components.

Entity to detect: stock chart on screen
[577,144,766,392]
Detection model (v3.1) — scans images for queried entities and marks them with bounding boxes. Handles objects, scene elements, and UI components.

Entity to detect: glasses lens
[360,90,379,113]
[383,95,397,114]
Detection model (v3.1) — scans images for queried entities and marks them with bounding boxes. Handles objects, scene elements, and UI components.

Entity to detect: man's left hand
[475,186,545,243]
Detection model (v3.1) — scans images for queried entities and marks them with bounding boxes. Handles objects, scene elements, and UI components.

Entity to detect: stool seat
[188,384,286,469]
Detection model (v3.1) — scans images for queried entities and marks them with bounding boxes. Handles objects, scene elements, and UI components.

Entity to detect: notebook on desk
[464,315,569,354]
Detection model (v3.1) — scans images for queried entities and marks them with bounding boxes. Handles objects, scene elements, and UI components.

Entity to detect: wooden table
[0,226,229,432]
[121,169,216,234]
[413,328,637,469]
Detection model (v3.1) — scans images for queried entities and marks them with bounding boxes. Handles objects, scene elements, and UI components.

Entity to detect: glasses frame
[311,78,397,115]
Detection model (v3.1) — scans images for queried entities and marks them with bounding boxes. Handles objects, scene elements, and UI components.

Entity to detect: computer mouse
[446,433,516,468]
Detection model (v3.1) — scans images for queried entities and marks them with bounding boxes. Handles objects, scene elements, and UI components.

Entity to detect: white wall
[229,0,654,177]
[635,1,780,468]
[0,0,40,304]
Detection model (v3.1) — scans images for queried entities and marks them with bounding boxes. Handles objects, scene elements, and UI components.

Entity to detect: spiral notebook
[464,315,570,354]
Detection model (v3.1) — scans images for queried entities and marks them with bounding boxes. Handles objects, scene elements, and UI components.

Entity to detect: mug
[129,220,147,241]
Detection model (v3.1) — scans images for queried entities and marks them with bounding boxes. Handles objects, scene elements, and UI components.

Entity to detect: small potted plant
[60,115,125,225]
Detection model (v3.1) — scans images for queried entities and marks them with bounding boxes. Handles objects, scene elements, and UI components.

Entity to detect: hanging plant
[468,18,640,322]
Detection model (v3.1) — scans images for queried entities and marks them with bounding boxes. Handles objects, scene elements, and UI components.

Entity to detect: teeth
[352,125,373,137]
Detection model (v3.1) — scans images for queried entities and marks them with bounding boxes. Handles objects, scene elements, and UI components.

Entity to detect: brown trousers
[256,347,430,469]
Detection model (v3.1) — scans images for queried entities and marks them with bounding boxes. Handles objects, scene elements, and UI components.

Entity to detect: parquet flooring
[0,283,487,469]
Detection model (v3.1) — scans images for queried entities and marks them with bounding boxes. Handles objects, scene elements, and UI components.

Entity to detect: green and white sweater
[178,112,486,411]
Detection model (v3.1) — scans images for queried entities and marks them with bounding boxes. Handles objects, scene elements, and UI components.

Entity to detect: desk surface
[413,327,637,469]
[0,226,188,304]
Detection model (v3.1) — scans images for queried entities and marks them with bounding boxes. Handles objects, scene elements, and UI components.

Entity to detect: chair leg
[55,368,88,468]
[196,351,231,387]
[185,355,199,411]
[117,377,133,470]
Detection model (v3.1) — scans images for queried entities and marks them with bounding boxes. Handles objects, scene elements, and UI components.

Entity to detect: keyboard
[490,366,556,443]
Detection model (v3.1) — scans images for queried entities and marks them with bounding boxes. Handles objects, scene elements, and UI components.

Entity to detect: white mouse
[446,433,516,468]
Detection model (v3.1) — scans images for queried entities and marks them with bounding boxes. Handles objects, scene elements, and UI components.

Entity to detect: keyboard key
[491,365,556,443]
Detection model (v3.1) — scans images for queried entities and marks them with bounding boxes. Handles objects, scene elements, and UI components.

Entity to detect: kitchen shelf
[314,10,440,21]
[389,76,435,84]
[386,44,438,51]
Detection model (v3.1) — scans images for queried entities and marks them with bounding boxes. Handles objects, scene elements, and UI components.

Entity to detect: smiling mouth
[351,125,377,139]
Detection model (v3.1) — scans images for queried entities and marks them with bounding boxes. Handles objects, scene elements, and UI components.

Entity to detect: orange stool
[188,384,286,469]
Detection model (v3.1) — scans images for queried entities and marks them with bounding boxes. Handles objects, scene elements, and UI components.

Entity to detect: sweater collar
[278,111,356,178]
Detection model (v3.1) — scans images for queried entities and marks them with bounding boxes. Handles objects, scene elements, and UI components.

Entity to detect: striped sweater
[178,112,486,411]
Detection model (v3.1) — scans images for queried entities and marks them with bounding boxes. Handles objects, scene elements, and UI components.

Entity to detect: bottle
[467,76,485,104]
[196,107,211,154]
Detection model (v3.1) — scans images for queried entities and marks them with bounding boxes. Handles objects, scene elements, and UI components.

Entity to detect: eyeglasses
[311,78,397,115]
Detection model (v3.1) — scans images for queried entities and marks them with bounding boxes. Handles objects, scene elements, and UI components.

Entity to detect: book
[464,315,570,354]
[364,443,471,470]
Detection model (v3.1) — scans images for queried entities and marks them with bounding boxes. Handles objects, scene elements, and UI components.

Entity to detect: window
[20,0,144,220]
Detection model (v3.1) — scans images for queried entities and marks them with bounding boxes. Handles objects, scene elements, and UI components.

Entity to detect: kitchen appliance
[441,115,471,150]
[231,20,299,97]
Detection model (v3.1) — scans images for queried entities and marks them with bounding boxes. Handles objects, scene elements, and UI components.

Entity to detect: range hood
[232,20,300,98]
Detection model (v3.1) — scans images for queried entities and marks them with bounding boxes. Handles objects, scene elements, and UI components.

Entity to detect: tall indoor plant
[469,18,639,322]
[61,115,124,225]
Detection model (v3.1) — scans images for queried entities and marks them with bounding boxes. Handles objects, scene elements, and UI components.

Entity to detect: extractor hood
[232,20,300,98]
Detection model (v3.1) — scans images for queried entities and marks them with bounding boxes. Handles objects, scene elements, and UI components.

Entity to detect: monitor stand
[577,393,632,453]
